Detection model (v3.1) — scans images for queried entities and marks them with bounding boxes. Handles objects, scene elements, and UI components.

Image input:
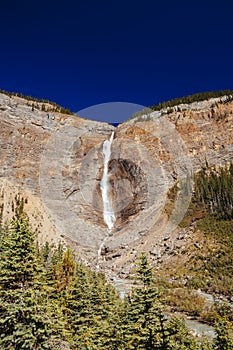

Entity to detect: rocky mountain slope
[0,91,233,277]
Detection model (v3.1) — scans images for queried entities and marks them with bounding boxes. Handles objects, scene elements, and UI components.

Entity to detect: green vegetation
[130,109,153,122]
[214,317,233,350]
[0,214,221,349]
[195,164,233,220]
[128,90,233,121]
[0,164,233,348]
[192,217,233,295]
[185,164,233,295]
[2,88,233,120]
[151,90,233,111]
[154,164,233,331]
[0,215,64,349]
[0,89,74,115]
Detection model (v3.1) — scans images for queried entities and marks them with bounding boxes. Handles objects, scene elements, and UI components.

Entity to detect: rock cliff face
[0,92,233,274]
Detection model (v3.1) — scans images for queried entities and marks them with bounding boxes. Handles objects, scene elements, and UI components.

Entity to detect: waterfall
[100,131,116,230]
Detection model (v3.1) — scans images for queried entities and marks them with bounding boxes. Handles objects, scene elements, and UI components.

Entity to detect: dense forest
[194,163,233,220]
[1,89,233,348]
[185,164,233,297]
[153,164,233,345]
[0,215,232,348]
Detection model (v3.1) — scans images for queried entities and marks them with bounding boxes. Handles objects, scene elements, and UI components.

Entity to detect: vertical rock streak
[100,132,116,230]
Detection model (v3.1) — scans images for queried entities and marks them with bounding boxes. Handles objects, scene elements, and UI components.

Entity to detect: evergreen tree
[121,252,167,349]
[214,317,233,350]
[194,164,233,219]
[0,215,66,349]
[2,214,231,349]
[65,263,121,349]
[120,253,206,350]
[165,317,212,350]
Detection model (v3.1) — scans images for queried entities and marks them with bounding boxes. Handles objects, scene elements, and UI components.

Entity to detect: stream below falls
[112,276,216,339]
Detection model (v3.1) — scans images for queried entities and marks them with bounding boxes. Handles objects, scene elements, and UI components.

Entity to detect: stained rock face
[0,92,233,272]
[109,158,147,224]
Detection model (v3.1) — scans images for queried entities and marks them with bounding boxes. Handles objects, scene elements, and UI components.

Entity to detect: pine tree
[194,164,233,219]
[165,316,212,350]
[0,215,66,349]
[121,252,167,349]
[64,262,121,349]
[120,253,207,349]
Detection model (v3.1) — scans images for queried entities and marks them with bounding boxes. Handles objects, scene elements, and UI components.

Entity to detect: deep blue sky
[1,1,233,122]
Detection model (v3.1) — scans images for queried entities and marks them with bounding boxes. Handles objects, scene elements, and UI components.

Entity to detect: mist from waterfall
[100,132,116,231]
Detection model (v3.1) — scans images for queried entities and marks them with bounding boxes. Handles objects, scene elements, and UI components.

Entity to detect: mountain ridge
[0,90,232,278]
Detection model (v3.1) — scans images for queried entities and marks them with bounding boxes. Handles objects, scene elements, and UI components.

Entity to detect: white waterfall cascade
[100,131,116,231]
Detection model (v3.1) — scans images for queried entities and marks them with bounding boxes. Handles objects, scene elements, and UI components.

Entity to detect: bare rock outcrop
[0,92,233,273]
